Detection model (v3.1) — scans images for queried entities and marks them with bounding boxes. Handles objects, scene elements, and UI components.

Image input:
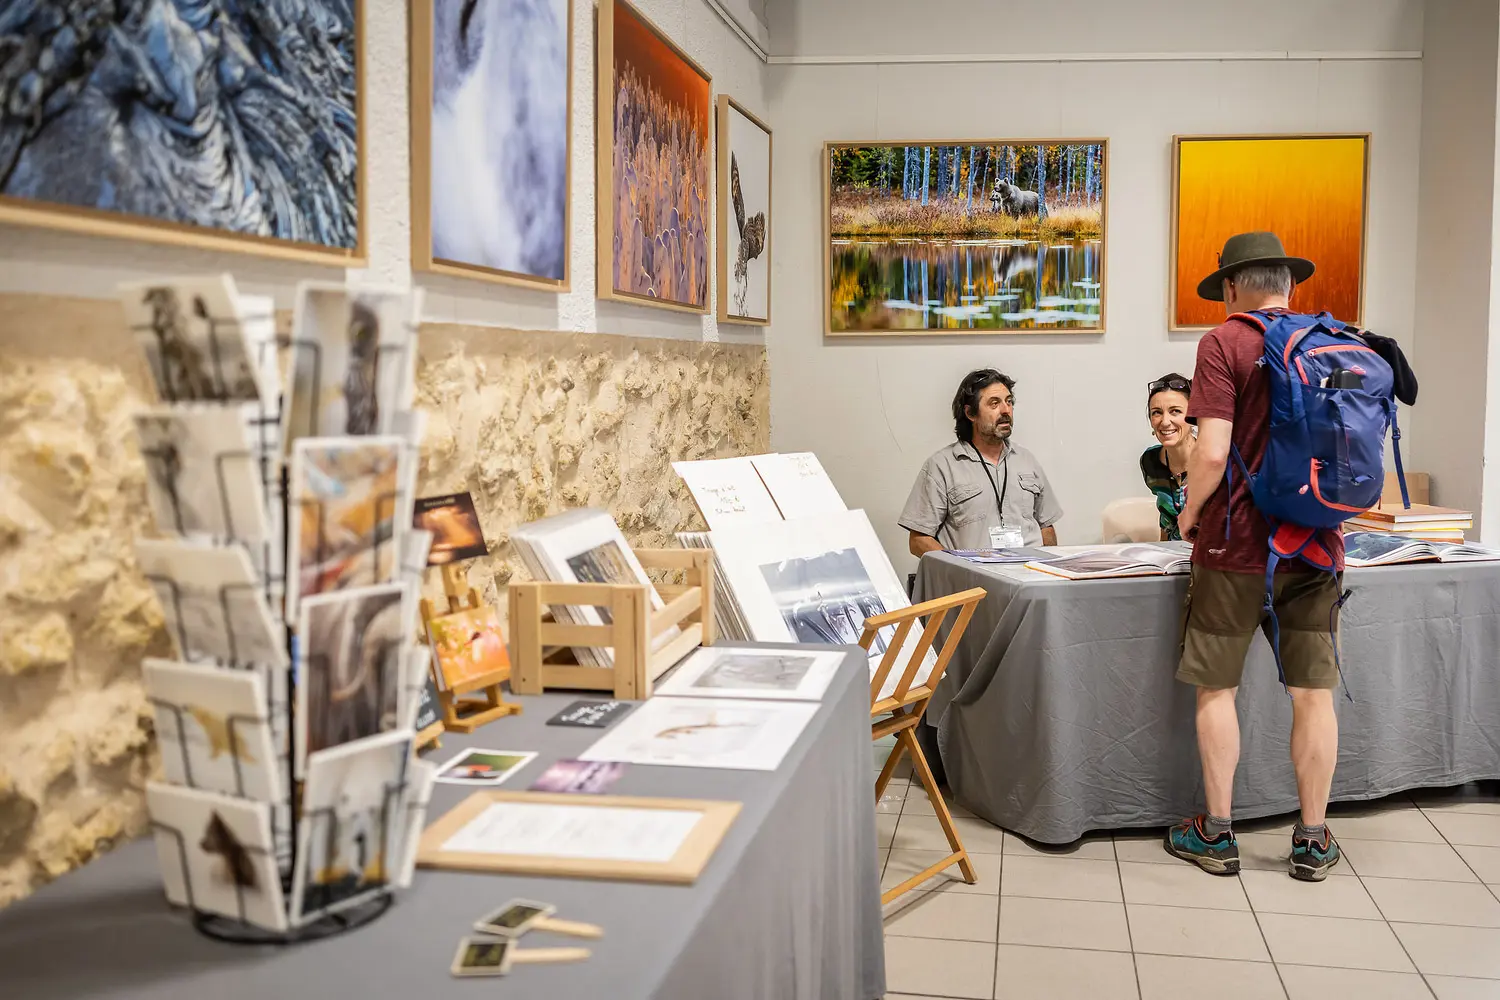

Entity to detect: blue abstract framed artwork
[0,1,366,264]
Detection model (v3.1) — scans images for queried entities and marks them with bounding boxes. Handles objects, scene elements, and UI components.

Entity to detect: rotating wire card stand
[132,303,422,944]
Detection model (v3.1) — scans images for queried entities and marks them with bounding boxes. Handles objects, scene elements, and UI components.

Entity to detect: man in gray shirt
[899,369,1063,556]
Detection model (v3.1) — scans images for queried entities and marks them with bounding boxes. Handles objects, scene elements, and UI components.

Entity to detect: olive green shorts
[1177,566,1342,690]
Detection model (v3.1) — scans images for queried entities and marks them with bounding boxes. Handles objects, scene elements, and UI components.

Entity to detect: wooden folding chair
[860,586,987,905]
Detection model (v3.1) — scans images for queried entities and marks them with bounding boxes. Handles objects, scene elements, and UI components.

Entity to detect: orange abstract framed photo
[1171,134,1369,331]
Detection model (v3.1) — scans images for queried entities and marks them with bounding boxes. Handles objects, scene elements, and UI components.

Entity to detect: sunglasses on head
[1148,376,1191,395]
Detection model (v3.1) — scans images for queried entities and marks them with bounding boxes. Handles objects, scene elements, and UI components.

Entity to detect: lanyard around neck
[969,442,1009,520]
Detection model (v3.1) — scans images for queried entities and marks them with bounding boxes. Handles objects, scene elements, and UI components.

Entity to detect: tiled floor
[874,774,1500,1000]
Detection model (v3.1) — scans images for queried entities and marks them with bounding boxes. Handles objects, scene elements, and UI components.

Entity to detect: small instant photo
[474,899,556,937]
[450,936,514,977]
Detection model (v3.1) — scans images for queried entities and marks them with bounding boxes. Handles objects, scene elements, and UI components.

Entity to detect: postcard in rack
[143,658,282,802]
[295,583,408,774]
[287,436,410,618]
[120,275,265,406]
[578,696,818,772]
[134,407,271,546]
[146,782,287,932]
[290,729,414,927]
[435,749,538,786]
[654,645,847,702]
[284,283,422,450]
[394,758,438,889]
[134,539,287,667]
[427,605,510,689]
[413,492,489,564]
[672,456,784,529]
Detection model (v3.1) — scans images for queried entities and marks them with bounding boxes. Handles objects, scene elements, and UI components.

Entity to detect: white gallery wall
[764,0,1425,567]
[0,0,770,346]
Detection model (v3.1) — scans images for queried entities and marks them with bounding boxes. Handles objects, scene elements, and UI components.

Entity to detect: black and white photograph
[146,782,287,932]
[759,547,894,653]
[654,646,847,702]
[134,407,271,546]
[291,729,413,927]
[413,0,572,288]
[296,584,410,774]
[565,540,640,624]
[133,539,287,668]
[0,2,362,262]
[285,284,420,450]
[143,658,282,803]
[120,276,266,405]
[717,96,772,324]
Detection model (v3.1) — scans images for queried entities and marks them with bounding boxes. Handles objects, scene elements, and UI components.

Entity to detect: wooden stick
[510,947,592,965]
[534,917,603,939]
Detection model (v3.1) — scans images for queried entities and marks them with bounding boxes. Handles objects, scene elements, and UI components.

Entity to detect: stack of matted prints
[128,275,441,934]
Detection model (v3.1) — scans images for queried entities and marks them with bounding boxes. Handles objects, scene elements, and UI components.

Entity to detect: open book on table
[1345,532,1500,567]
[1026,543,1191,581]
[944,547,1056,564]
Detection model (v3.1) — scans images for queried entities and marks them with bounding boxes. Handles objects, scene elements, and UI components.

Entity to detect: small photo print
[427,605,510,689]
[120,275,265,405]
[435,749,538,786]
[414,492,488,565]
[529,759,626,795]
[133,407,270,545]
[758,547,894,652]
[692,652,815,691]
[475,898,555,936]
[564,539,638,625]
[451,936,513,977]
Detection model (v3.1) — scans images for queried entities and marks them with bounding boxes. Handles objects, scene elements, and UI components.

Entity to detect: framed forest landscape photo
[825,140,1107,335]
[717,96,772,325]
[410,0,572,290]
[1172,134,1369,330]
[0,2,365,265]
[598,0,712,314]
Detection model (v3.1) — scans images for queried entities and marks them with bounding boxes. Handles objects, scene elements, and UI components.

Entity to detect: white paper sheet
[751,453,847,518]
[578,696,818,771]
[441,802,703,863]
[672,455,784,529]
[654,645,848,702]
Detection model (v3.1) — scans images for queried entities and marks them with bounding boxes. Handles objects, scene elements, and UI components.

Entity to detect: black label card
[546,700,633,728]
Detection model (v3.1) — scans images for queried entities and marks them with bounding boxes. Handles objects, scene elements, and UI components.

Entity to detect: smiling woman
[1141,373,1195,541]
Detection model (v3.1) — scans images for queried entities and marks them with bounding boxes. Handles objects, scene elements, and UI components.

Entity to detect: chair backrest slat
[865,616,914,704]
[858,587,987,714]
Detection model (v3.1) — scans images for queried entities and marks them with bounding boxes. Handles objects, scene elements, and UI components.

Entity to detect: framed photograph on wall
[409,0,573,290]
[716,96,772,325]
[0,3,365,265]
[1171,134,1369,331]
[824,140,1108,336]
[597,0,713,314]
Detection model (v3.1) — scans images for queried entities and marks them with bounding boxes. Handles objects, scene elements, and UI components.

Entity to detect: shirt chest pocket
[946,484,988,526]
[1017,473,1044,500]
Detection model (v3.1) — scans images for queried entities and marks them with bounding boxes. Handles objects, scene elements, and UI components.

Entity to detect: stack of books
[1346,504,1474,543]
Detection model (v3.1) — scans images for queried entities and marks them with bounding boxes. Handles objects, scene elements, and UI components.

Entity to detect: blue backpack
[1224,310,1409,686]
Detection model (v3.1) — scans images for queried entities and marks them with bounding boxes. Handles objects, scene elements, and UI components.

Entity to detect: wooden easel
[420,562,522,733]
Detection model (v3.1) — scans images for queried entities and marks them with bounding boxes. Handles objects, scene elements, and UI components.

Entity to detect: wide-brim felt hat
[1196,231,1316,301]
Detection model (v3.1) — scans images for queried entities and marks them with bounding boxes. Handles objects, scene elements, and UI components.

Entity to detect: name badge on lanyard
[989,524,1026,549]
[970,443,1023,549]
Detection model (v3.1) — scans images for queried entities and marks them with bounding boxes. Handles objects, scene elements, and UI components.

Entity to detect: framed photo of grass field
[1171,134,1369,331]
[597,0,713,314]
[824,140,1107,336]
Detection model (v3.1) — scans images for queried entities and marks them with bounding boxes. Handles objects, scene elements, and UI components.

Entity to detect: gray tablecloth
[916,553,1500,844]
[0,644,884,1000]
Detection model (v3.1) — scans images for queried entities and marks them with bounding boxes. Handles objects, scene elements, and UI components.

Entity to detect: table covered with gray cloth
[0,643,883,1000]
[915,553,1500,844]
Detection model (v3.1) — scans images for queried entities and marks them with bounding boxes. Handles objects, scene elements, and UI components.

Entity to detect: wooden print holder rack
[420,562,522,733]
[508,548,715,700]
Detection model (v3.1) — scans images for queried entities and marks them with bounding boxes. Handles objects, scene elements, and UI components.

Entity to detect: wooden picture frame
[823,139,1109,337]
[1170,133,1370,332]
[596,0,713,315]
[417,791,741,884]
[409,0,573,291]
[0,3,367,267]
[716,95,772,326]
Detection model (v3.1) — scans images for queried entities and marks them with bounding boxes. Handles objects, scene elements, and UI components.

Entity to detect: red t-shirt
[1188,312,1345,574]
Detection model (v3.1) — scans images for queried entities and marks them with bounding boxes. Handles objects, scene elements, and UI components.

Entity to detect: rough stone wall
[0,296,769,909]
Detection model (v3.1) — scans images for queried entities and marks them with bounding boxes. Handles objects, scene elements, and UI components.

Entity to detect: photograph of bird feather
[717,96,771,324]
[0,0,364,264]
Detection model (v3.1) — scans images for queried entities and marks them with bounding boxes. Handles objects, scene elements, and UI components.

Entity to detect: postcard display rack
[124,276,434,945]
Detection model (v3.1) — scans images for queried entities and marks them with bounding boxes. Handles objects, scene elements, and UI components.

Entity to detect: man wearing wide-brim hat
[1163,232,1346,884]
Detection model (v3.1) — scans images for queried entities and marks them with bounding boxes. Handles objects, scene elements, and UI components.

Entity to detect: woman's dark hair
[952,368,1016,441]
[1147,372,1191,406]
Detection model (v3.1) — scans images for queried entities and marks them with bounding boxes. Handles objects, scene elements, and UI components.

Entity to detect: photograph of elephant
[1172,134,1367,330]
[598,0,712,313]
[826,141,1107,334]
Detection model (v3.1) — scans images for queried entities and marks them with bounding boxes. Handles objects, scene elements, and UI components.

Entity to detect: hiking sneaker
[1289,827,1341,882]
[1164,815,1240,876]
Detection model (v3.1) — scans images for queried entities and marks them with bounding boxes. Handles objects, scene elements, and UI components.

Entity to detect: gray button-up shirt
[899,439,1063,549]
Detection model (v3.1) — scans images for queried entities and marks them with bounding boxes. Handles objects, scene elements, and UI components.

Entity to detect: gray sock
[1203,814,1232,838]
[1294,821,1327,843]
